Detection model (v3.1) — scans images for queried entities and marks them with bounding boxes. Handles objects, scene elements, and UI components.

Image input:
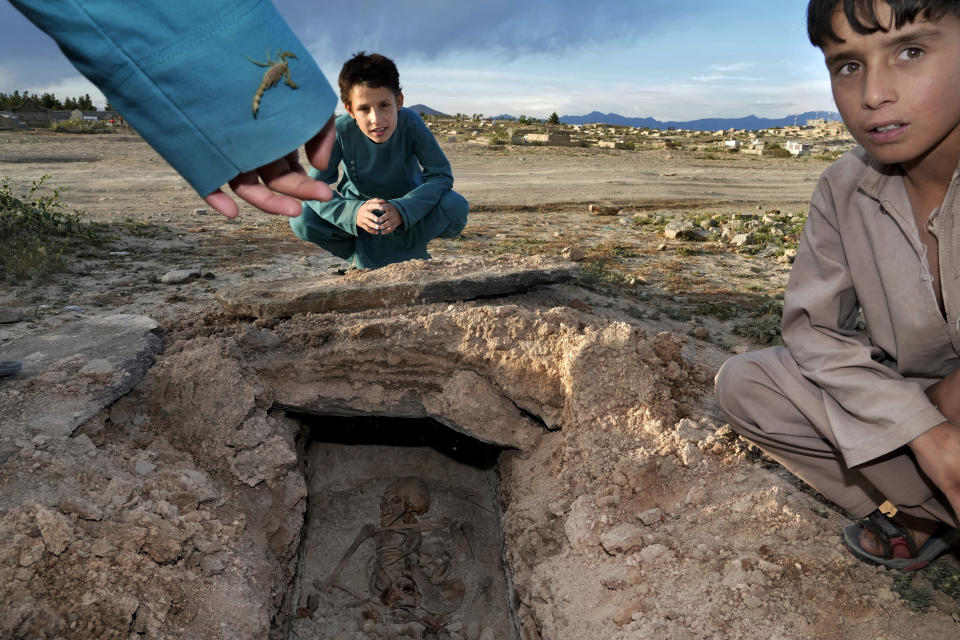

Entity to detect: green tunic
[294,108,468,269]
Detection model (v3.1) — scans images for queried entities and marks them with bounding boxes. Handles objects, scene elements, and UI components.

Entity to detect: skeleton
[316,477,467,619]
[245,49,298,117]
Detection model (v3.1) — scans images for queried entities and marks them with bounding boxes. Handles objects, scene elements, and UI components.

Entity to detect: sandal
[842,509,960,571]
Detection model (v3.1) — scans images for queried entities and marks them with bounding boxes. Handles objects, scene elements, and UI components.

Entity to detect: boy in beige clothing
[716,0,960,570]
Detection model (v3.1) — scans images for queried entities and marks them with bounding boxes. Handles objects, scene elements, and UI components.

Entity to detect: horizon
[0,1,832,121]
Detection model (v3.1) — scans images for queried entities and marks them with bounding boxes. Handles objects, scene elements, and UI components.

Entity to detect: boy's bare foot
[857,511,941,556]
[842,509,960,571]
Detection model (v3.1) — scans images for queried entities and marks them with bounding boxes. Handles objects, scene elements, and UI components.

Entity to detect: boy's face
[822,2,960,168]
[345,85,404,144]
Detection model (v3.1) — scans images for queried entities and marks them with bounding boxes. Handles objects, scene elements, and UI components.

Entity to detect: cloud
[276,0,702,66]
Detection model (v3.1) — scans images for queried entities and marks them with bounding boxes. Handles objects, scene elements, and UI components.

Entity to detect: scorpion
[245,49,298,117]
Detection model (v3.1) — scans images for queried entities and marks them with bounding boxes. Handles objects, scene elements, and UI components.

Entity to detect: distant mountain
[557,110,842,131]
[407,104,448,117]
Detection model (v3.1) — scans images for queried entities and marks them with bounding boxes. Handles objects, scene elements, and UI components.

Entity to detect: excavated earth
[1,132,959,639]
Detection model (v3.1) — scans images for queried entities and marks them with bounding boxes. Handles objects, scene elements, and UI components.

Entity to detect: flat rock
[160,269,201,284]
[664,220,709,241]
[0,306,25,324]
[0,314,162,439]
[215,255,579,318]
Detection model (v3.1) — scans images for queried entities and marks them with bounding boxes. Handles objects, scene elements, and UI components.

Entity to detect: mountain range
[407,104,841,132]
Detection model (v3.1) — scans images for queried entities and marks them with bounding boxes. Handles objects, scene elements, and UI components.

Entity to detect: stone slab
[0,314,162,438]
[215,255,579,318]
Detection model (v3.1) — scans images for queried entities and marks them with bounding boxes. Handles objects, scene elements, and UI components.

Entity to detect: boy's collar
[856,147,960,201]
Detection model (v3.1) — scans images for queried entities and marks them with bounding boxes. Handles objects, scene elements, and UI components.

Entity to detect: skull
[380,477,431,526]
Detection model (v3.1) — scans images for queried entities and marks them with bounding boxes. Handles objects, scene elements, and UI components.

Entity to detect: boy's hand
[203,116,336,219]
[357,198,402,235]
[909,421,960,521]
[926,368,960,426]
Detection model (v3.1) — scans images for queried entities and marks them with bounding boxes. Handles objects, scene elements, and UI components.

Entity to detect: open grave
[4,256,960,640]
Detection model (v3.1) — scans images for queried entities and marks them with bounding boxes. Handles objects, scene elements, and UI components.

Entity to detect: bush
[487,129,510,145]
[0,175,104,281]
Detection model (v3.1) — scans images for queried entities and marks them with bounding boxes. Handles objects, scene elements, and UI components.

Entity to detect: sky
[0,1,834,121]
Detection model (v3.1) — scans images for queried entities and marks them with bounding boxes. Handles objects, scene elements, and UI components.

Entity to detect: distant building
[785,140,812,156]
[723,140,740,149]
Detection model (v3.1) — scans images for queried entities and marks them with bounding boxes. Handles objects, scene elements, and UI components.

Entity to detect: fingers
[259,154,333,203]
[305,117,336,171]
[203,189,239,219]
[229,170,302,217]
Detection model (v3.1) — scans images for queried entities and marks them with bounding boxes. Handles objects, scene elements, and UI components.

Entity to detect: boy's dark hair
[338,52,402,105]
[807,0,960,46]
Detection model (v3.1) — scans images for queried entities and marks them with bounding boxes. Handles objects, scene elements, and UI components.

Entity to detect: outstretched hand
[909,369,960,522]
[203,116,336,219]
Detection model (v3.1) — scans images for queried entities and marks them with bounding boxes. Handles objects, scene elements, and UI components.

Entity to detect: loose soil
[1,130,958,639]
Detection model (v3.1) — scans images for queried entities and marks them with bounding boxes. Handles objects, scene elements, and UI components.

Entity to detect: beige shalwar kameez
[716,146,960,526]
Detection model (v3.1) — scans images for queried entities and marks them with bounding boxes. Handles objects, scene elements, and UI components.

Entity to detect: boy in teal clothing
[291,52,469,270]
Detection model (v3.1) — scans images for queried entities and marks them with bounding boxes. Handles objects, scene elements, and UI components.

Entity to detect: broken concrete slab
[215,255,579,318]
[0,314,162,439]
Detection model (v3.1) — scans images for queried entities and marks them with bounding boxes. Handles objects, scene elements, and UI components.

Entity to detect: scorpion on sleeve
[245,49,298,117]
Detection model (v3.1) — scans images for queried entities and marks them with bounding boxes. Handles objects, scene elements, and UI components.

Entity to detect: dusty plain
[1,129,959,639]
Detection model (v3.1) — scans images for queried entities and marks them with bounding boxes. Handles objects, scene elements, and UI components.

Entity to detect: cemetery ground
[1,129,959,639]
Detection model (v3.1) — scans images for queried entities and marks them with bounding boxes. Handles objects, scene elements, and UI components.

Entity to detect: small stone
[636,508,663,526]
[103,476,135,506]
[142,533,181,564]
[0,307,24,324]
[59,495,103,521]
[638,543,674,565]
[613,602,644,626]
[200,554,225,575]
[160,269,202,284]
[732,232,757,247]
[135,459,157,476]
[35,507,74,555]
[664,220,708,241]
[588,204,619,216]
[193,536,223,554]
[91,539,117,557]
[600,524,646,555]
[560,246,586,261]
[19,538,45,566]
[238,326,282,350]
[778,248,798,264]
[71,434,97,454]
[758,560,783,578]
[675,418,707,443]
[193,208,207,215]
[569,298,592,313]
[678,442,702,467]
[692,326,710,339]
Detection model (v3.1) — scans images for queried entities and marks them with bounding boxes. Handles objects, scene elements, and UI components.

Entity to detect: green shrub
[0,175,104,281]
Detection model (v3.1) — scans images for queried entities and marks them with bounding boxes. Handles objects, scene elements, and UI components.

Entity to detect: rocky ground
[1,130,959,639]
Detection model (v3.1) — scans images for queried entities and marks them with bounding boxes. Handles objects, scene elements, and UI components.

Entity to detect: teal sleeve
[390,112,453,227]
[304,143,360,235]
[10,0,338,197]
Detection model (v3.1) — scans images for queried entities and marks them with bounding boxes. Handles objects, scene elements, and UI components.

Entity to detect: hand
[202,116,336,219]
[356,198,402,235]
[909,421,960,521]
[926,368,960,426]
[373,201,402,235]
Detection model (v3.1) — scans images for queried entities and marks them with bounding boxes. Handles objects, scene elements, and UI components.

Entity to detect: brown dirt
[1,130,958,639]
